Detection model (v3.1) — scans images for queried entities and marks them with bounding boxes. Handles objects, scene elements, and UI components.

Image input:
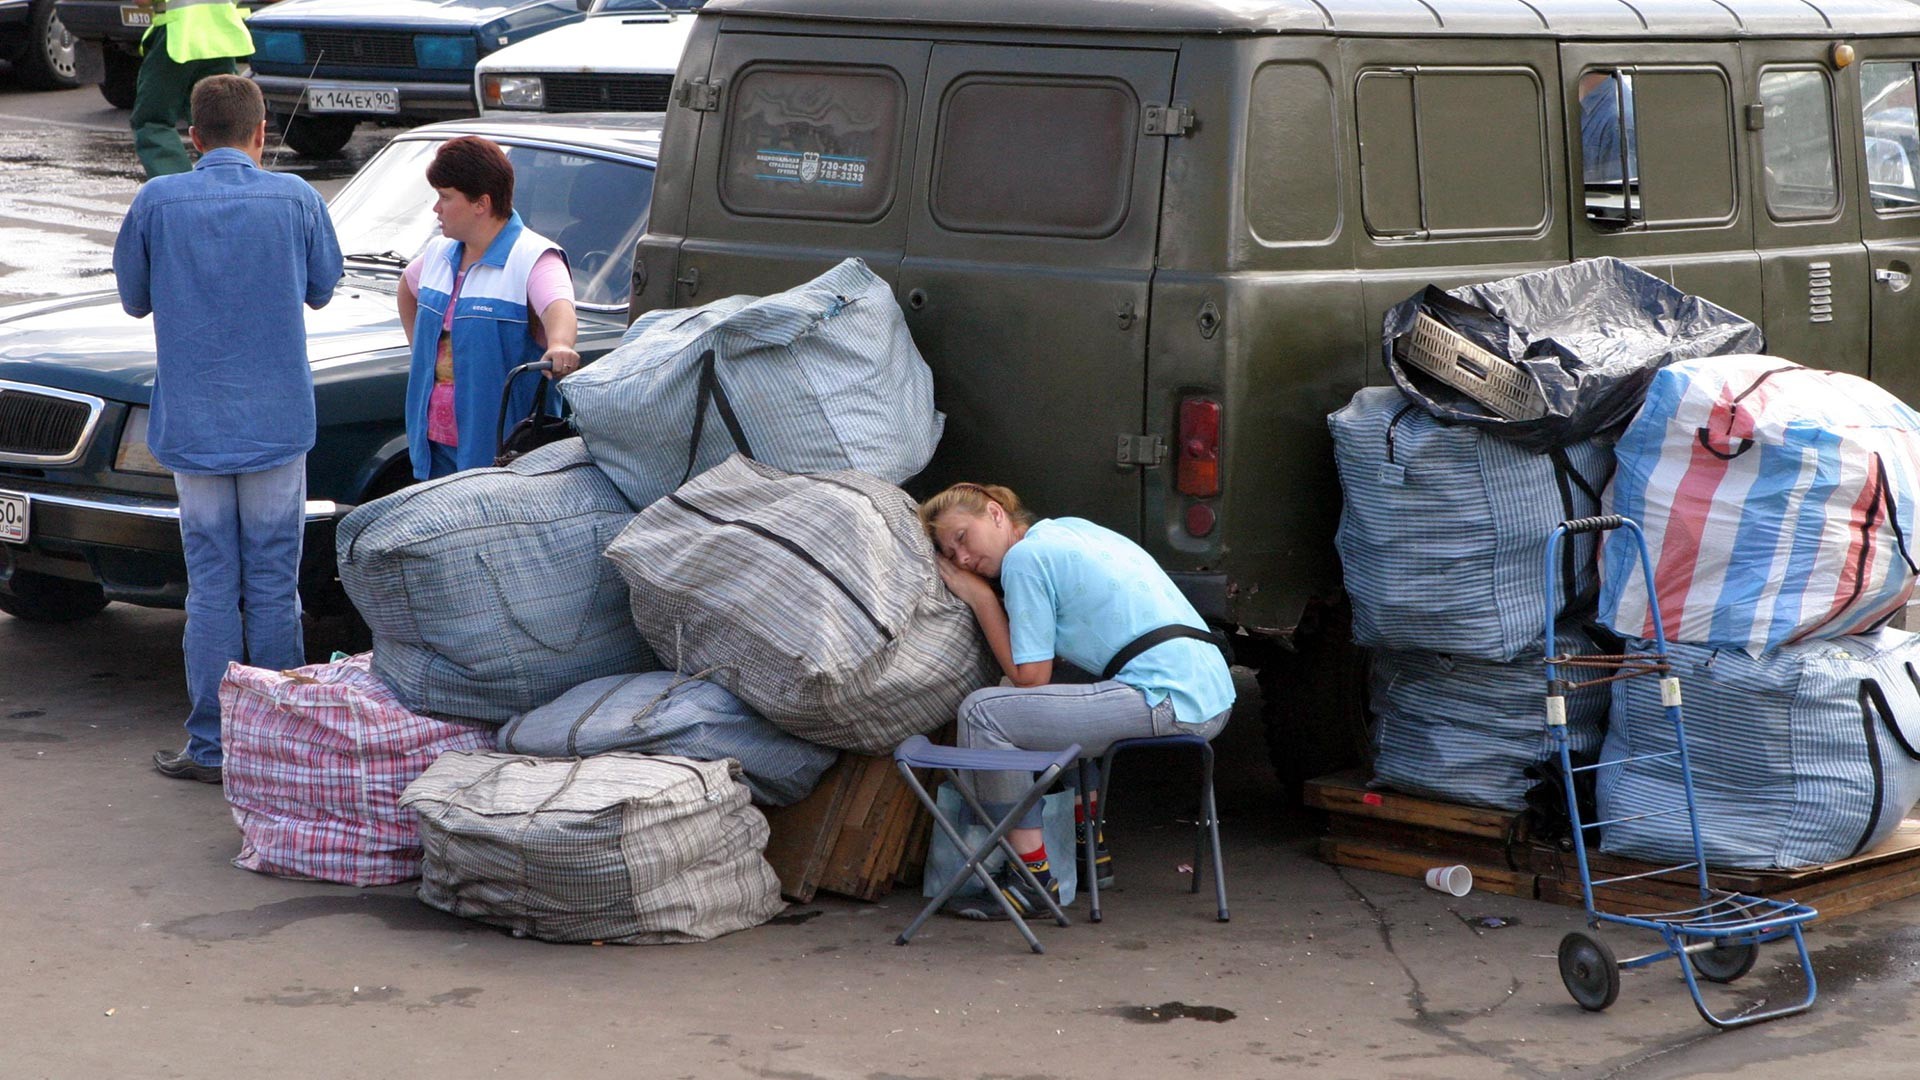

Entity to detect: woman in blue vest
[398,136,580,479]
[919,481,1236,920]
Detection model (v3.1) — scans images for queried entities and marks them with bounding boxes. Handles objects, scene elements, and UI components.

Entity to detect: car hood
[475,13,692,72]
[0,279,407,405]
[248,0,540,30]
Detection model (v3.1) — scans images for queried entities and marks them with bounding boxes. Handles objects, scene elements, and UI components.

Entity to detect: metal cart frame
[1542,515,1819,1029]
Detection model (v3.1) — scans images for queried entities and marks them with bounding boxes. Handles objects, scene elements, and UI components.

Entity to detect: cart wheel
[1559,932,1621,1012]
[1689,940,1758,984]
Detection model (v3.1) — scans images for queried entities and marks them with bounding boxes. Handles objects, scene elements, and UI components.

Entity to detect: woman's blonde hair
[917,482,1034,538]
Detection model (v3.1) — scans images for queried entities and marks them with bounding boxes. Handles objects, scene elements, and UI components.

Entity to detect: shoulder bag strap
[1101,624,1230,683]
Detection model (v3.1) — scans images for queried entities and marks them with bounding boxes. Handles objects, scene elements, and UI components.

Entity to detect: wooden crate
[762,753,931,903]
[1306,771,1920,922]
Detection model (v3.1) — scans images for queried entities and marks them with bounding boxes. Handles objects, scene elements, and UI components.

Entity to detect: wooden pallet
[1306,770,1920,921]
[762,752,931,903]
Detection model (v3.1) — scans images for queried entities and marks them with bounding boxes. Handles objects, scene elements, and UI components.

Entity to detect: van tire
[0,571,108,623]
[1257,603,1371,803]
[276,113,356,158]
[100,46,139,109]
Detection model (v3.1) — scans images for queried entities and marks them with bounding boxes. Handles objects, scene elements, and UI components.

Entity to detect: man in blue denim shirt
[112,74,344,783]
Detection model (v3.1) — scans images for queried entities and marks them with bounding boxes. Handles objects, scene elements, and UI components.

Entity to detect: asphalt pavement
[4,73,1920,1080]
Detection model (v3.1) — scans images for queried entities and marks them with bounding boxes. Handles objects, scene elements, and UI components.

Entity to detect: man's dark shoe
[943,864,1060,921]
[153,749,221,784]
[1077,837,1116,889]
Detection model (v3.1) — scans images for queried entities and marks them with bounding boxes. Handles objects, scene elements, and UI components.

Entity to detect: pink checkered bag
[220,654,494,886]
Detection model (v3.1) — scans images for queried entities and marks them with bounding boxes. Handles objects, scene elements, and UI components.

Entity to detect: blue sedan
[0,113,659,624]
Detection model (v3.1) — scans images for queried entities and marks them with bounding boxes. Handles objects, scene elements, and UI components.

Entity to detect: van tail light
[1177,397,1221,498]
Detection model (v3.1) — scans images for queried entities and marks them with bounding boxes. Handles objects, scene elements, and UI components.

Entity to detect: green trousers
[130,26,240,180]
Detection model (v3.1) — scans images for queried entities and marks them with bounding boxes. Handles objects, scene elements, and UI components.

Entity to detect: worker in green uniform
[129,0,253,179]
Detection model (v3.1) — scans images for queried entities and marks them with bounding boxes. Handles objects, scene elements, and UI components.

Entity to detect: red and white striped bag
[1601,356,1920,653]
[219,655,494,886]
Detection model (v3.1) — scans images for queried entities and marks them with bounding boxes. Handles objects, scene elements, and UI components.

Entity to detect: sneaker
[942,864,1060,922]
[1076,837,1116,889]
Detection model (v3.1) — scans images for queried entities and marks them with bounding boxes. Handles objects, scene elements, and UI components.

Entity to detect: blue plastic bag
[922,782,1079,905]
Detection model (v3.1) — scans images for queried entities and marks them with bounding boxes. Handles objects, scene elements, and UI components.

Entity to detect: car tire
[100,46,139,109]
[1258,601,1371,804]
[0,571,108,624]
[275,112,357,158]
[15,0,83,90]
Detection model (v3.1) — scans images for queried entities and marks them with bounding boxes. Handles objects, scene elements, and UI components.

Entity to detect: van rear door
[670,32,932,303]
[900,43,1176,536]
[1852,45,1920,405]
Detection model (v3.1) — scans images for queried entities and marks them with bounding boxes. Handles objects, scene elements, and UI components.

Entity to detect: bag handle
[1877,454,1920,576]
[1101,624,1231,683]
[1863,677,1920,762]
[495,361,555,462]
[680,348,756,486]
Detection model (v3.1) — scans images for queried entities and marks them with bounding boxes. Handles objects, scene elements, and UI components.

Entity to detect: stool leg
[1200,740,1229,922]
[896,765,1047,952]
[1092,750,1118,924]
[952,772,1071,933]
[1079,759,1099,919]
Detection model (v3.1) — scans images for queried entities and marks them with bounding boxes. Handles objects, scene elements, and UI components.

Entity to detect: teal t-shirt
[1001,518,1236,725]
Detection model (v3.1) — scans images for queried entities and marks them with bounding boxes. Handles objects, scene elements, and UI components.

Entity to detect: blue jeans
[428,440,459,479]
[956,680,1229,828]
[174,456,308,766]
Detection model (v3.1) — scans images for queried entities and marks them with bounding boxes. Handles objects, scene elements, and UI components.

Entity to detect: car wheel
[1258,601,1372,804]
[275,112,357,158]
[16,0,82,90]
[100,46,139,109]
[0,571,108,624]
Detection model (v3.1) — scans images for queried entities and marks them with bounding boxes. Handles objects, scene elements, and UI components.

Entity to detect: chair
[1077,733,1228,924]
[892,735,1080,954]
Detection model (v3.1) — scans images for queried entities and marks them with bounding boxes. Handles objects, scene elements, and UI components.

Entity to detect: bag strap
[681,348,756,486]
[1877,454,1920,576]
[1864,677,1920,762]
[1101,624,1230,683]
[495,361,553,460]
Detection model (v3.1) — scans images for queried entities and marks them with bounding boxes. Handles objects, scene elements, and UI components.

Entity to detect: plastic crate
[1394,313,1548,422]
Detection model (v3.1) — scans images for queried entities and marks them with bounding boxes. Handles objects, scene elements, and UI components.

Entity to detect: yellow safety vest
[143,0,252,62]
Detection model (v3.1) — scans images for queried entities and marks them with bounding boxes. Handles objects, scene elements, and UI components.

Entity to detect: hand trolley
[1541,515,1818,1029]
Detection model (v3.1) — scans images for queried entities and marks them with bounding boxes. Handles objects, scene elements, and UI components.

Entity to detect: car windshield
[327,136,655,309]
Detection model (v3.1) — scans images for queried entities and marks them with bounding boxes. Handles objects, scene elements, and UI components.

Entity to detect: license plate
[306,86,399,115]
[119,5,151,26]
[0,490,26,545]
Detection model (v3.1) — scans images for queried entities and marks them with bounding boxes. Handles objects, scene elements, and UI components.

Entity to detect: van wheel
[1257,601,1372,804]
[100,47,139,109]
[276,113,356,158]
[16,0,82,90]
[0,571,108,623]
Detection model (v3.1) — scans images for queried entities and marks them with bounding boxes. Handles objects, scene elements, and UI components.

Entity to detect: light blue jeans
[175,456,308,766]
[956,680,1230,828]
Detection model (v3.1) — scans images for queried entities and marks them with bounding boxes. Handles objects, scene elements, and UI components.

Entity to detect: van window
[930,77,1137,238]
[1580,67,1737,229]
[1355,68,1549,239]
[720,66,904,222]
[1758,69,1838,221]
[1862,61,1920,213]
[1245,62,1339,245]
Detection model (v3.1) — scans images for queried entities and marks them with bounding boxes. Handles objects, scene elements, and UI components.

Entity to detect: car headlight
[114,407,169,477]
[250,29,304,66]
[482,74,544,109]
[415,34,477,71]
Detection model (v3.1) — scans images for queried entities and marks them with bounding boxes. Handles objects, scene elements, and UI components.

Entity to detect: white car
[475,0,698,115]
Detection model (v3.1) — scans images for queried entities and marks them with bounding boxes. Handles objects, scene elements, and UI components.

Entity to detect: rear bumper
[53,0,141,46]
[0,482,344,607]
[252,72,477,121]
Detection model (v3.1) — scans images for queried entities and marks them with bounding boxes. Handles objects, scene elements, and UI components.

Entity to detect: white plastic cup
[1423,864,1473,897]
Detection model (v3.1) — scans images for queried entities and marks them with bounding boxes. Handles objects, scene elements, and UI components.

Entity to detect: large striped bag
[220,655,494,886]
[1369,625,1608,811]
[1332,386,1612,661]
[402,751,785,944]
[603,456,998,754]
[495,671,839,807]
[1601,356,1920,653]
[337,439,655,722]
[1598,631,1920,870]
[560,257,943,511]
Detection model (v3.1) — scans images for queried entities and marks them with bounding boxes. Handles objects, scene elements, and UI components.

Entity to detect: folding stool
[892,735,1080,953]
[1078,733,1228,924]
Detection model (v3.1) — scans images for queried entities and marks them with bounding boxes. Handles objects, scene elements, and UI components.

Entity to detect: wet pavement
[0,79,392,304]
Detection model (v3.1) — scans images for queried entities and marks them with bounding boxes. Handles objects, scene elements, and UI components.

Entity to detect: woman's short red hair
[426,135,514,219]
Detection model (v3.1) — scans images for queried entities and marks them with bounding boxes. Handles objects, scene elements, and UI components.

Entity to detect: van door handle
[676,266,701,297]
[1876,268,1911,292]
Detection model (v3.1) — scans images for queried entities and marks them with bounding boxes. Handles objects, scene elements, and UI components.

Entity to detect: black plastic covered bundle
[1382,257,1764,452]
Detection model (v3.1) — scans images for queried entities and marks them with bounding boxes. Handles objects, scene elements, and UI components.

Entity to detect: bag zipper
[344,459,602,561]
[666,493,894,643]
[654,755,721,802]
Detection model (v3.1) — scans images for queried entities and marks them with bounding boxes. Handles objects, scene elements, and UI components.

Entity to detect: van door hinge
[1115,434,1168,468]
[1143,104,1195,137]
[676,77,723,112]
